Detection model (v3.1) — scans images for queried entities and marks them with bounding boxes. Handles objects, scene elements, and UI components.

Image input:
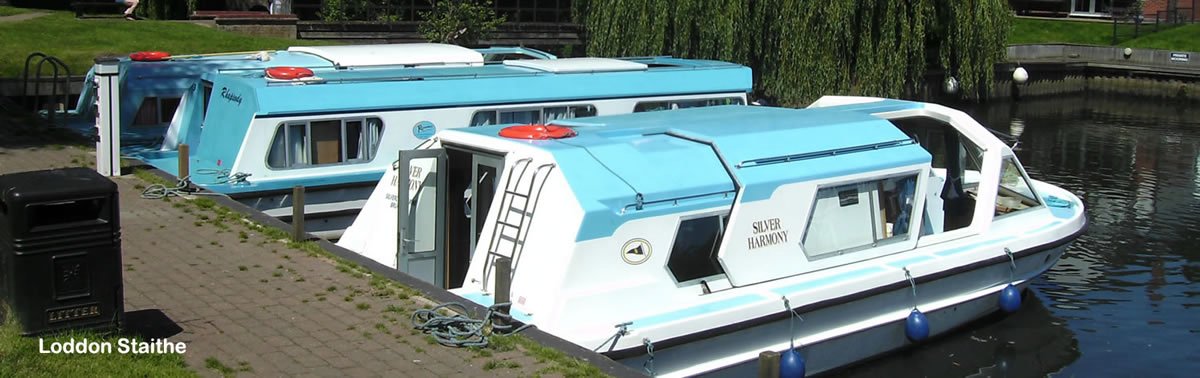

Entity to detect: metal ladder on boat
[481,157,556,292]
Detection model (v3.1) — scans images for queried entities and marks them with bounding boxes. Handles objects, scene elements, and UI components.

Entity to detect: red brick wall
[1144,0,1169,17]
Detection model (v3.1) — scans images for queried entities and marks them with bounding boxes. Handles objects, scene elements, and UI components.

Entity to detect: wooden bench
[72,2,125,19]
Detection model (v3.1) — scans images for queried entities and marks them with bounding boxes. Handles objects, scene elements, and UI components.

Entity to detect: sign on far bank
[1170,52,1190,63]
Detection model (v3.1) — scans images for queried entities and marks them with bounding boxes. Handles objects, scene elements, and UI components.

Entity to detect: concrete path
[0,11,47,23]
[0,122,599,376]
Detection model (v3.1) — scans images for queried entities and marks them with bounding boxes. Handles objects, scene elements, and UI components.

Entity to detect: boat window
[995,158,1040,216]
[634,97,745,113]
[890,116,983,232]
[470,111,497,126]
[802,175,918,260]
[133,97,182,126]
[134,97,158,125]
[667,214,728,283]
[201,81,213,127]
[544,105,596,121]
[267,117,384,169]
[500,109,539,124]
[469,104,598,126]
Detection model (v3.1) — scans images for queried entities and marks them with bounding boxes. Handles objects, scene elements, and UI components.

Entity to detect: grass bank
[0,316,196,377]
[1010,18,1200,52]
[0,6,31,17]
[0,6,337,78]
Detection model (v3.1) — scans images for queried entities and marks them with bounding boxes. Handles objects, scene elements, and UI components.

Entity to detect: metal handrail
[23,52,73,126]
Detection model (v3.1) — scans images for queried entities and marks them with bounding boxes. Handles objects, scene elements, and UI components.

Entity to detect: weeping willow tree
[576,0,1011,106]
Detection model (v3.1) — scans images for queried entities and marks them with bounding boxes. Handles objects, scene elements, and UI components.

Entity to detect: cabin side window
[666,214,728,283]
[890,116,983,233]
[201,81,213,128]
[995,158,1040,216]
[267,117,384,169]
[633,97,745,113]
[469,105,597,127]
[133,96,182,126]
[802,175,918,260]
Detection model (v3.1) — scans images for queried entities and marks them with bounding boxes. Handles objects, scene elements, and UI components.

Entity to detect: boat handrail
[617,131,743,214]
[254,61,743,87]
[736,138,917,168]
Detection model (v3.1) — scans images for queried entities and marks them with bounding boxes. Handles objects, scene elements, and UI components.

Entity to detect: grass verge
[0,7,338,77]
[1011,17,1200,52]
[0,5,32,17]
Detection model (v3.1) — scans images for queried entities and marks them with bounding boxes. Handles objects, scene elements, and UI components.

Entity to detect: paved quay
[0,115,636,377]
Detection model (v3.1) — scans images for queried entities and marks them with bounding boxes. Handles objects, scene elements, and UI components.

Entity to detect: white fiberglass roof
[287,43,484,68]
[503,57,648,73]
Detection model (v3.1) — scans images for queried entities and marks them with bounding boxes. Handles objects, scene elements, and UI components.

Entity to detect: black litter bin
[0,167,122,335]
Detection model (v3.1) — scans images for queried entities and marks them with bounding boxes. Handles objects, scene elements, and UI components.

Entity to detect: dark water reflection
[842,95,1200,377]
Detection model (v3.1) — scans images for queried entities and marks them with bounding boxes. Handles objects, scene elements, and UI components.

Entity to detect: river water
[841,94,1200,377]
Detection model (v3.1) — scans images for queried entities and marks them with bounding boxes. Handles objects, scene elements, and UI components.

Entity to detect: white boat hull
[610,241,1073,377]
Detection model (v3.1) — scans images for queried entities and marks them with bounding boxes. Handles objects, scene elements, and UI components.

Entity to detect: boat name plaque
[748,217,789,250]
[219,87,243,106]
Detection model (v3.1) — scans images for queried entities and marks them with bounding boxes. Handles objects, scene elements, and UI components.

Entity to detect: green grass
[0,5,32,17]
[1010,18,1125,45]
[1011,18,1200,52]
[0,319,195,377]
[0,8,338,77]
[1123,23,1200,52]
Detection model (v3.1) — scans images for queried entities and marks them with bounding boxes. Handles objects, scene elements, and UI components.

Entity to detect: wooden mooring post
[177,143,190,184]
[757,350,781,378]
[494,256,512,325]
[292,185,305,242]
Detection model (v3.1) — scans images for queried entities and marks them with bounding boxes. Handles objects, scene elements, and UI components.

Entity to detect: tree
[419,0,506,46]
[577,0,1013,105]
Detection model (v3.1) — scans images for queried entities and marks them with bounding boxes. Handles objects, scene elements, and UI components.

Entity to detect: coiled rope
[195,168,251,185]
[411,302,532,348]
[140,176,212,199]
[140,168,251,200]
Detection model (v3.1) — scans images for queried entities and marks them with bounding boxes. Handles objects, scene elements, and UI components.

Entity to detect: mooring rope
[195,168,251,184]
[140,176,218,199]
[411,302,532,348]
[593,321,632,352]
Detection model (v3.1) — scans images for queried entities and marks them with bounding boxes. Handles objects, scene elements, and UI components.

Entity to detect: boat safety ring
[265,66,315,80]
[499,125,576,140]
[129,51,171,62]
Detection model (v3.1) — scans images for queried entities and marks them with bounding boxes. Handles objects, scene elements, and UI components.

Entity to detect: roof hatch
[287,43,484,68]
[503,58,648,73]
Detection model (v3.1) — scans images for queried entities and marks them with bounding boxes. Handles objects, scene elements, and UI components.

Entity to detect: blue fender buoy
[780,349,806,378]
[905,309,930,341]
[999,284,1022,313]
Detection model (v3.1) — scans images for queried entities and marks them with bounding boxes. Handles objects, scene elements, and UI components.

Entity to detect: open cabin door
[398,149,447,287]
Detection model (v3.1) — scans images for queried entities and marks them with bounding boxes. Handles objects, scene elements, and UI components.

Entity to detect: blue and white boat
[67,43,554,144]
[131,55,752,239]
[381,96,1086,376]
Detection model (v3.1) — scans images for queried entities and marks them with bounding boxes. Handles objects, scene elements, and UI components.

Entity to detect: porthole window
[666,215,728,283]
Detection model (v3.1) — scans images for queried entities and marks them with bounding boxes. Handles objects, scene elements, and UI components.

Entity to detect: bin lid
[0,168,117,208]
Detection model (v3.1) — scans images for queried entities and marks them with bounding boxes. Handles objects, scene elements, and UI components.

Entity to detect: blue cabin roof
[458,101,933,241]
[137,56,752,194]
[201,57,752,117]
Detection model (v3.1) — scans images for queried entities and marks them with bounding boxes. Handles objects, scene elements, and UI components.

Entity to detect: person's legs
[124,0,139,16]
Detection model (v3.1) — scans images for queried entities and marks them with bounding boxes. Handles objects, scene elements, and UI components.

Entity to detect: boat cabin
[75,43,554,145]
[130,55,752,238]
